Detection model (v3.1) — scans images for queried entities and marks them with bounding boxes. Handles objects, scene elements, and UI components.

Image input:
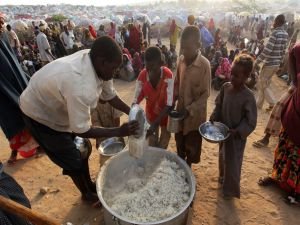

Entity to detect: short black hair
[6,24,11,31]
[275,14,285,26]
[181,25,200,42]
[90,36,122,63]
[145,46,162,63]
[233,54,254,75]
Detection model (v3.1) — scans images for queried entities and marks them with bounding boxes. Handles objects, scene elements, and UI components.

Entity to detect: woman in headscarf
[169,19,181,50]
[97,25,106,38]
[108,22,116,39]
[258,43,300,205]
[214,28,221,49]
[88,25,97,39]
[208,18,216,35]
[128,23,141,53]
[0,15,38,164]
[212,57,232,90]
[81,28,95,49]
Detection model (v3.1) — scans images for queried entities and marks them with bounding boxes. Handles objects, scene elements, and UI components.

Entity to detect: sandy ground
[0,73,299,225]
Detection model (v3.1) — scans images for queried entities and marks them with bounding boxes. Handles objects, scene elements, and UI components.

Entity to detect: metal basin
[96,147,196,225]
[98,137,125,167]
[199,121,230,143]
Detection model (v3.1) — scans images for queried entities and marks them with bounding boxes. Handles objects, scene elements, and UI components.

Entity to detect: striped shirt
[256,26,288,67]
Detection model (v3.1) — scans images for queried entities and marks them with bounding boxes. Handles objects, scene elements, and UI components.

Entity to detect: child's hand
[146,123,158,138]
[181,109,189,119]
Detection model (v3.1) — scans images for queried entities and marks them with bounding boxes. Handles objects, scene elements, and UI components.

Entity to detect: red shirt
[133,67,174,126]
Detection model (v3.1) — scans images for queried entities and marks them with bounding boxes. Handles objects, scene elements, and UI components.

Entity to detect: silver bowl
[199,121,230,143]
[98,137,125,157]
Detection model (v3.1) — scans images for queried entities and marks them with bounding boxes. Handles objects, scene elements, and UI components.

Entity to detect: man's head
[6,24,11,31]
[90,36,122,81]
[0,14,5,35]
[187,15,195,25]
[144,46,163,77]
[34,26,40,36]
[180,26,200,63]
[273,14,285,28]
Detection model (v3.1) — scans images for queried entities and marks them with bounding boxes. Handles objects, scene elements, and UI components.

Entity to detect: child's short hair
[233,54,254,75]
[145,46,162,63]
[181,25,200,42]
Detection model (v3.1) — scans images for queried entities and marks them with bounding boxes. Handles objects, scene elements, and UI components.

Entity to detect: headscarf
[88,25,97,39]
[215,57,231,79]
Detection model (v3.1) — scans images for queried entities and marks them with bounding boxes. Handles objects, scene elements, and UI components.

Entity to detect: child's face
[181,38,200,62]
[145,60,161,77]
[230,64,248,88]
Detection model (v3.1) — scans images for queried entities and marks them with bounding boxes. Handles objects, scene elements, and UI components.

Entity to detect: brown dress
[211,82,257,198]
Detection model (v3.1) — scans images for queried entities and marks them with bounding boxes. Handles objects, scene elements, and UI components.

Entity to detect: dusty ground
[0,73,299,225]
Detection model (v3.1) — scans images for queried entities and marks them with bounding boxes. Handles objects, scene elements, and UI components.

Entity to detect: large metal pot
[96,147,196,225]
[167,111,184,133]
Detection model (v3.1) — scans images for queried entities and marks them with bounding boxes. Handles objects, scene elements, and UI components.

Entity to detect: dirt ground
[0,72,299,225]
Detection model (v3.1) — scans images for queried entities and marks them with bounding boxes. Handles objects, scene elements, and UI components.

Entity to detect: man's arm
[75,121,138,138]
[108,95,130,115]
[256,32,276,64]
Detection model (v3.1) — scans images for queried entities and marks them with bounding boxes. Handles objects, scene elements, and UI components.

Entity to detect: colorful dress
[271,43,300,195]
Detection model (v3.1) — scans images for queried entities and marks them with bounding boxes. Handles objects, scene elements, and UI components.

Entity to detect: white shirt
[20,50,117,133]
[36,32,53,62]
[60,31,74,50]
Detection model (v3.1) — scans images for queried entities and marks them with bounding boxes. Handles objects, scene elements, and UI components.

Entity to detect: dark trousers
[175,130,202,164]
[23,116,83,176]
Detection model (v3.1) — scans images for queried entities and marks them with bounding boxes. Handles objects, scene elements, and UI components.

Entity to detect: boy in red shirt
[133,47,174,149]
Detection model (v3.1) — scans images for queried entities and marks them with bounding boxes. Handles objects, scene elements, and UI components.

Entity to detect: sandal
[253,140,268,148]
[257,177,274,186]
[285,196,299,206]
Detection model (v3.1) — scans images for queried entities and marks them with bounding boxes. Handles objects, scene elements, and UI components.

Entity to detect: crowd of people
[0,9,300,224]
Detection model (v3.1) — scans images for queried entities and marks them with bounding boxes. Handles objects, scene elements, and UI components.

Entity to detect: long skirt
[272,130,300,194]
[265,86,295,136]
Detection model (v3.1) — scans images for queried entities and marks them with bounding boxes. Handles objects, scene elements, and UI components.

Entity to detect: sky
[0,0,173,6]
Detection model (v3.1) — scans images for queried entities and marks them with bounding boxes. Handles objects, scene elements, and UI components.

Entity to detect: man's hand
[119,120,139,137]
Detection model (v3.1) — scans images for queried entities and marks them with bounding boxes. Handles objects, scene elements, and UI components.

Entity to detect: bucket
[97,147,196,225]
[98,137,125,167]
[167,111,184,133]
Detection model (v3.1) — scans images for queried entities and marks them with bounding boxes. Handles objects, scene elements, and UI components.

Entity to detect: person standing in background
[6,24,22,61]
[35,27,55,66]
[255,14,288,111]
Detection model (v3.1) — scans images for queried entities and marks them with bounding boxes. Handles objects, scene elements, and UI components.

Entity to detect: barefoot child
[133,46,174,148]
[210,54,257,198]
[175,26,211,166]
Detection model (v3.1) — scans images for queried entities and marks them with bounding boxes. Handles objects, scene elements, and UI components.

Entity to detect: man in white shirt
[35,28,55,66]
[20,36,138,205]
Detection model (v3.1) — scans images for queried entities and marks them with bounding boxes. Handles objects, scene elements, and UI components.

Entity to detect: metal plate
[199,121,230,143]
[99,137,125,156]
